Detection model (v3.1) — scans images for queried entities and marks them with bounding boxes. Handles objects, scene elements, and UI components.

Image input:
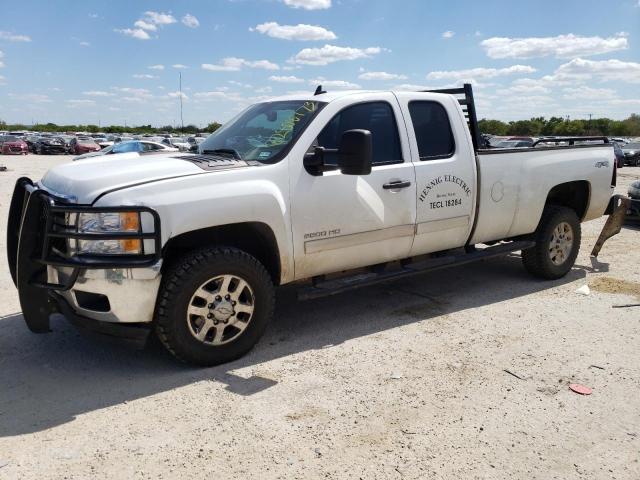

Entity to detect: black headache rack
[423,83,483,152]
[8,177,162,294]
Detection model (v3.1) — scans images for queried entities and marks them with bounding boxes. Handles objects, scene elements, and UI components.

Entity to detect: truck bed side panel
[470,145,614,245]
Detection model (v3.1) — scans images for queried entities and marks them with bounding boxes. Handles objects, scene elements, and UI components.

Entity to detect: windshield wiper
[202,148,242,160]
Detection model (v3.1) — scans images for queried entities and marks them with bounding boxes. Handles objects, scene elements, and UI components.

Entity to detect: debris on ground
[390,372,403,380]
[569,384,593,395]
[0,165,7,172]
[503,369,528,380]
[575,285,590,296]
[588,365,605,370]
[612,303,640,308]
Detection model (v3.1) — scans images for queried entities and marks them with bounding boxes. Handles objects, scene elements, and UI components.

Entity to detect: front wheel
[522,206,581,279]
[155,247,275,366]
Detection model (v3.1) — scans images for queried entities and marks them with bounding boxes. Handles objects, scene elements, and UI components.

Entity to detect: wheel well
[545,181,590,220]
[162,222,281,284]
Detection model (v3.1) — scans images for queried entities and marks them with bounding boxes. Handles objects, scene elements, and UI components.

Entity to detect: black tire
[155,247,275,366]
[522,206,581,280]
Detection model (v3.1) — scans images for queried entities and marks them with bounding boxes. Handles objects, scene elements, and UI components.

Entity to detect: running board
[298,240,535,301]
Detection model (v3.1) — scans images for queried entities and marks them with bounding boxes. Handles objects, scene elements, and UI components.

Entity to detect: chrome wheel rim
[187,274,255,346]
[548,221,574,266]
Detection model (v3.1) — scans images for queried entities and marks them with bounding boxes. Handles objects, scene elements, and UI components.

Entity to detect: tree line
[0,121,223,135]
[2,114,639,138]
[478,114,640,137]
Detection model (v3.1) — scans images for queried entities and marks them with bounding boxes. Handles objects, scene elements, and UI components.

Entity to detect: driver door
[289,94,417,280]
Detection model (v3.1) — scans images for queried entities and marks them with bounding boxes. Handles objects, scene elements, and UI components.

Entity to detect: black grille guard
[7,177,162,333]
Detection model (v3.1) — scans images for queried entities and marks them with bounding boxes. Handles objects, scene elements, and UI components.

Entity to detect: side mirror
[338,129,372,175]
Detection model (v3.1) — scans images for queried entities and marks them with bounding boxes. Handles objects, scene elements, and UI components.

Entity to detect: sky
[0,0,639,128]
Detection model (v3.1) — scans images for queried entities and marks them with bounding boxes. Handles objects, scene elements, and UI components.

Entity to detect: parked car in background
[0,135,29,155]
[34,136,67,155]
[70,137,101,155]
[25,135,41,153]
[612,142,625,168]
[162,136,190,151]
[57,135,75,154]
[622,142,640,166]
[73,140,178,160]
[187,136,206,152]
[493,139,532,148]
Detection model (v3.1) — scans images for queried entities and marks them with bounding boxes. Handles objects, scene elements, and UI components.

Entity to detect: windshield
[625,143,640,149]
[199,100,325,162]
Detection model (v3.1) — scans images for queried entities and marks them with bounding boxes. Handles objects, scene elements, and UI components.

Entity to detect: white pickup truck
[8,84,626,365]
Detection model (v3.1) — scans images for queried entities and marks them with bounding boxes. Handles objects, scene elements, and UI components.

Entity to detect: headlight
[74,212,142,255]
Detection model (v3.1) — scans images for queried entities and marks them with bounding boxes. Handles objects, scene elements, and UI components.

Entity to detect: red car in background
[0,135,29,155]
[70,137,101,155]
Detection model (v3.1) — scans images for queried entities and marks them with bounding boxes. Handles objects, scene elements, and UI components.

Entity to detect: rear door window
[408,101,455,160]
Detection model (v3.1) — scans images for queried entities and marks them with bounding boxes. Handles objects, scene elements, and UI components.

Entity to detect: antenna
[179,72,184,133]
[314,85,326,96]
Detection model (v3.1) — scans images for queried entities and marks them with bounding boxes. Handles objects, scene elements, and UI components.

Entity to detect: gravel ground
[0,155,639,480]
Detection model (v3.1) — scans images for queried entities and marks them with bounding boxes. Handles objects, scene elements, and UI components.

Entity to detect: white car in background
[161,136,190,151]
[73,140,178,161]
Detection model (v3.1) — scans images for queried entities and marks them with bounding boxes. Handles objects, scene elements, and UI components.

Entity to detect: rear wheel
[155,247,275,366]
[522,206,581,279]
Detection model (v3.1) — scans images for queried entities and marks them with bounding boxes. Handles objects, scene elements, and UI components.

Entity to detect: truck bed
[469,144,615,245]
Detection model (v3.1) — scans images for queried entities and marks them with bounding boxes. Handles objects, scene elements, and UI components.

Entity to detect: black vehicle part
[424,83,482,152]
[298,240,535,300]
[155,246,275,366]
[7,178,162,332]
[522,206,581,279]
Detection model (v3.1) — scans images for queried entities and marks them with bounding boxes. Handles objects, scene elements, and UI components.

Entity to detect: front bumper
[7,177,162,340]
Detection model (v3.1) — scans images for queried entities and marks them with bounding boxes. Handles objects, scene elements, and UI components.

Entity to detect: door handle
[383,180,412,190]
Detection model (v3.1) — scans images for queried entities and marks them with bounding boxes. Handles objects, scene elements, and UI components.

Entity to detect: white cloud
[202,57,279,71]
[290,44,383,66]
[427,65,536,81]
[115,28,151,40]
[393,83,435,91]
[252,22,336,41]
[442,31,455,39]
[79,41,90,47]
[8,93,51,103]
[0,31,32,42]
[283,0,331,10]
[118,11,176,40]
[553,58,640,84]
[194,91,232,100]
[269,75,305,83]
[83,91,115,97]
[111,87,152,98]
[358,71,408,81]
[143,11,176,26]
[561,86,618,100]
[182,14,200,28]
[148,64,165,70]
[133,74,156,79]
[67,99,96,107]
[134,20,157,31]
[0,50,3,68]
[172,64,188,69]
[310,78,360,89]
[481,33,628,59]
[168,91,188,100]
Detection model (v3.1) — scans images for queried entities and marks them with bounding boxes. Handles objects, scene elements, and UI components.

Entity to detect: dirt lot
[0,155,639,479]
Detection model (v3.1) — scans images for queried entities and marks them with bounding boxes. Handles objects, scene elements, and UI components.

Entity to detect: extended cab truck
[7,84,626,366]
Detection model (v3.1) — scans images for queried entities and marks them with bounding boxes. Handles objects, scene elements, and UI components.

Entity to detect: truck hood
[40,153,245,204]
